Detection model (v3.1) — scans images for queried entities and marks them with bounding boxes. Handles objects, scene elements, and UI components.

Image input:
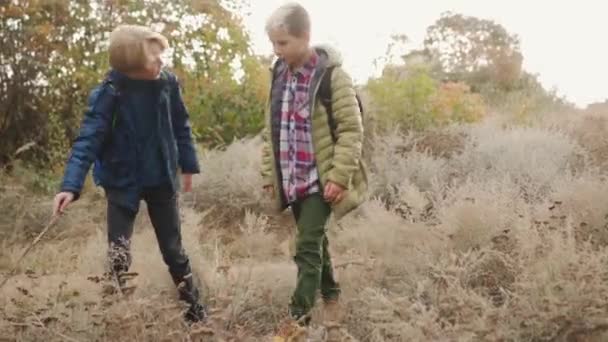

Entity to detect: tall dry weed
[4,115,608,341]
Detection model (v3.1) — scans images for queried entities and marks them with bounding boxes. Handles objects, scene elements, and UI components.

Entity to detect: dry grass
[3,110,608,341]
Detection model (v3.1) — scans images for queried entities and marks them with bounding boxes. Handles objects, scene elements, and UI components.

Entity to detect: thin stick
[31,312,82,342]
[334,260,367,269]
[0,214,61,289]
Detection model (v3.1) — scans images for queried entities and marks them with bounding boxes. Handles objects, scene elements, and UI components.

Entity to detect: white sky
[242,0,608,108]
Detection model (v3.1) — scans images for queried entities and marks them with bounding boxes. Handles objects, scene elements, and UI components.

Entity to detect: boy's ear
[302,30,311,44]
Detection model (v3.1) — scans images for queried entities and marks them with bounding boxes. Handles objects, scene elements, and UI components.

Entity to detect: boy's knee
[293,253,323,273]
[296,227,325,247]
[294,240,324,266]
[161,245,189,269]
[162,246,185,260]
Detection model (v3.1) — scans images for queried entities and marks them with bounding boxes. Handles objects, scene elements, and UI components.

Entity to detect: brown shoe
[323,298,343,324]
[272,318,308,342]
[325,322,357,342]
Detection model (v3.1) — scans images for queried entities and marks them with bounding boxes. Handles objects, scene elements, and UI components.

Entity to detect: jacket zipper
[309,68,327,190]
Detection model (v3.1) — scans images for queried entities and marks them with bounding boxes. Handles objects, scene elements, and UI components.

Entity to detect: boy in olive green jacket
[261,2,368,332]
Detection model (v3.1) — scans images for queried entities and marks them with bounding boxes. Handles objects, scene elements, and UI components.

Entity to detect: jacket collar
[106,69,169,88]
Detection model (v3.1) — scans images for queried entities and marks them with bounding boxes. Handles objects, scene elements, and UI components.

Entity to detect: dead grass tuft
[4,113,608,341]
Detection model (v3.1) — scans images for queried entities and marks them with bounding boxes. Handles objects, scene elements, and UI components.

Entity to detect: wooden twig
[7,322,30,327]
[31,312,82,342]
[0,214,62,289]
[334,260,368,269]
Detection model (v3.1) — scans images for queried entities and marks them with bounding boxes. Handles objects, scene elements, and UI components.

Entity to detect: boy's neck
[288,48,314,70]
[124,70,161,81]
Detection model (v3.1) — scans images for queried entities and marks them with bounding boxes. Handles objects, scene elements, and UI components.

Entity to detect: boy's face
[268,27,310,67]
[139,40,164,80]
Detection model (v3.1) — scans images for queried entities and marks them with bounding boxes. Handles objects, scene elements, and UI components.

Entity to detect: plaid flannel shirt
[278,52,320,204]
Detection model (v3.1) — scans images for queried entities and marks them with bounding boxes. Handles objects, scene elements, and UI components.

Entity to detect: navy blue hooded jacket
[60,69,200,210]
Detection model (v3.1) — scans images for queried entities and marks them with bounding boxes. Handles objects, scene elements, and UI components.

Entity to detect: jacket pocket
[102,132,133,187]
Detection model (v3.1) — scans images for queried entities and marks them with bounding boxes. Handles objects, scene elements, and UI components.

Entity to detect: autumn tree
[423,12,523,92]
[421,12,570,117]
[0,0,268,168]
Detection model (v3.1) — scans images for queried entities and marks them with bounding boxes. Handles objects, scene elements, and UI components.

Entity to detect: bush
[366,64,486,132]
[431,82,485,125]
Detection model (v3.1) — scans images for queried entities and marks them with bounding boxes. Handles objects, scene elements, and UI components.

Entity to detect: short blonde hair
[265,2,310,37]
[108,25,169,73]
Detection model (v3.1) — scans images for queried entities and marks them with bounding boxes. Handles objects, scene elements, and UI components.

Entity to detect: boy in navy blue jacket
[52,25,206,323]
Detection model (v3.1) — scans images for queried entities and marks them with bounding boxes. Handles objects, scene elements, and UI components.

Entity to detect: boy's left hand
[182,173,193,192]
[324,181,345,204]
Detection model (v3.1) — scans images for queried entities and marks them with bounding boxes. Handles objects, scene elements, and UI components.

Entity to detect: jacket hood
[313,44,343,68]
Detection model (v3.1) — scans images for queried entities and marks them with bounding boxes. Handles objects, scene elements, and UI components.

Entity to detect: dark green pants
[289,193,341,319]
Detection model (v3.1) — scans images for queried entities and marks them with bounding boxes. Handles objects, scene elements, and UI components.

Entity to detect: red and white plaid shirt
[279,52,320,204]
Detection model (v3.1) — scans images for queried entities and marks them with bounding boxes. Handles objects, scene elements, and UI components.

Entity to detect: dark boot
[105,245,132,294]
[172,273,207,323]
[289,310,312,327]
[185,302,207,323]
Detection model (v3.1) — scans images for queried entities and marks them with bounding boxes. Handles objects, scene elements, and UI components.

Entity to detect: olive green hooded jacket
[261,45,368,219]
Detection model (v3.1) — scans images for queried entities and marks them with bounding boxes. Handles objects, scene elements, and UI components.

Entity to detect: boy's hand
[53,192,74,216]
[324,182,345,204]
[182,174,193,192]
[263,184,275,198]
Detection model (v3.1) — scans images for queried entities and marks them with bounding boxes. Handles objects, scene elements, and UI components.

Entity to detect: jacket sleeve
[325,67,364,188]
[60,85,115,200]
[169,74,201,174]
[260,124,274,186]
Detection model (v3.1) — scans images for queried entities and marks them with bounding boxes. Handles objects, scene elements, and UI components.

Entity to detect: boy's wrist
[59,188,80,201]
[326,173,349,189]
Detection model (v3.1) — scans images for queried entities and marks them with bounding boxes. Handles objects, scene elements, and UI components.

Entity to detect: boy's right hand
[53,192,75,216]
[263,185,275,198]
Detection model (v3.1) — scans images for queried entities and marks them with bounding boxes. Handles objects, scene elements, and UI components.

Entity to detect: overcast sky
[241,0,607,108]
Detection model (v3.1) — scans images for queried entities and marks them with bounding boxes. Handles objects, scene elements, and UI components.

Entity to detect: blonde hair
[265,2,310,37]
[108,25,169,73]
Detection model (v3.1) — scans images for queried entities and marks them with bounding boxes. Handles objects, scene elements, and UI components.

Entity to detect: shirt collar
[290,51,318,76]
